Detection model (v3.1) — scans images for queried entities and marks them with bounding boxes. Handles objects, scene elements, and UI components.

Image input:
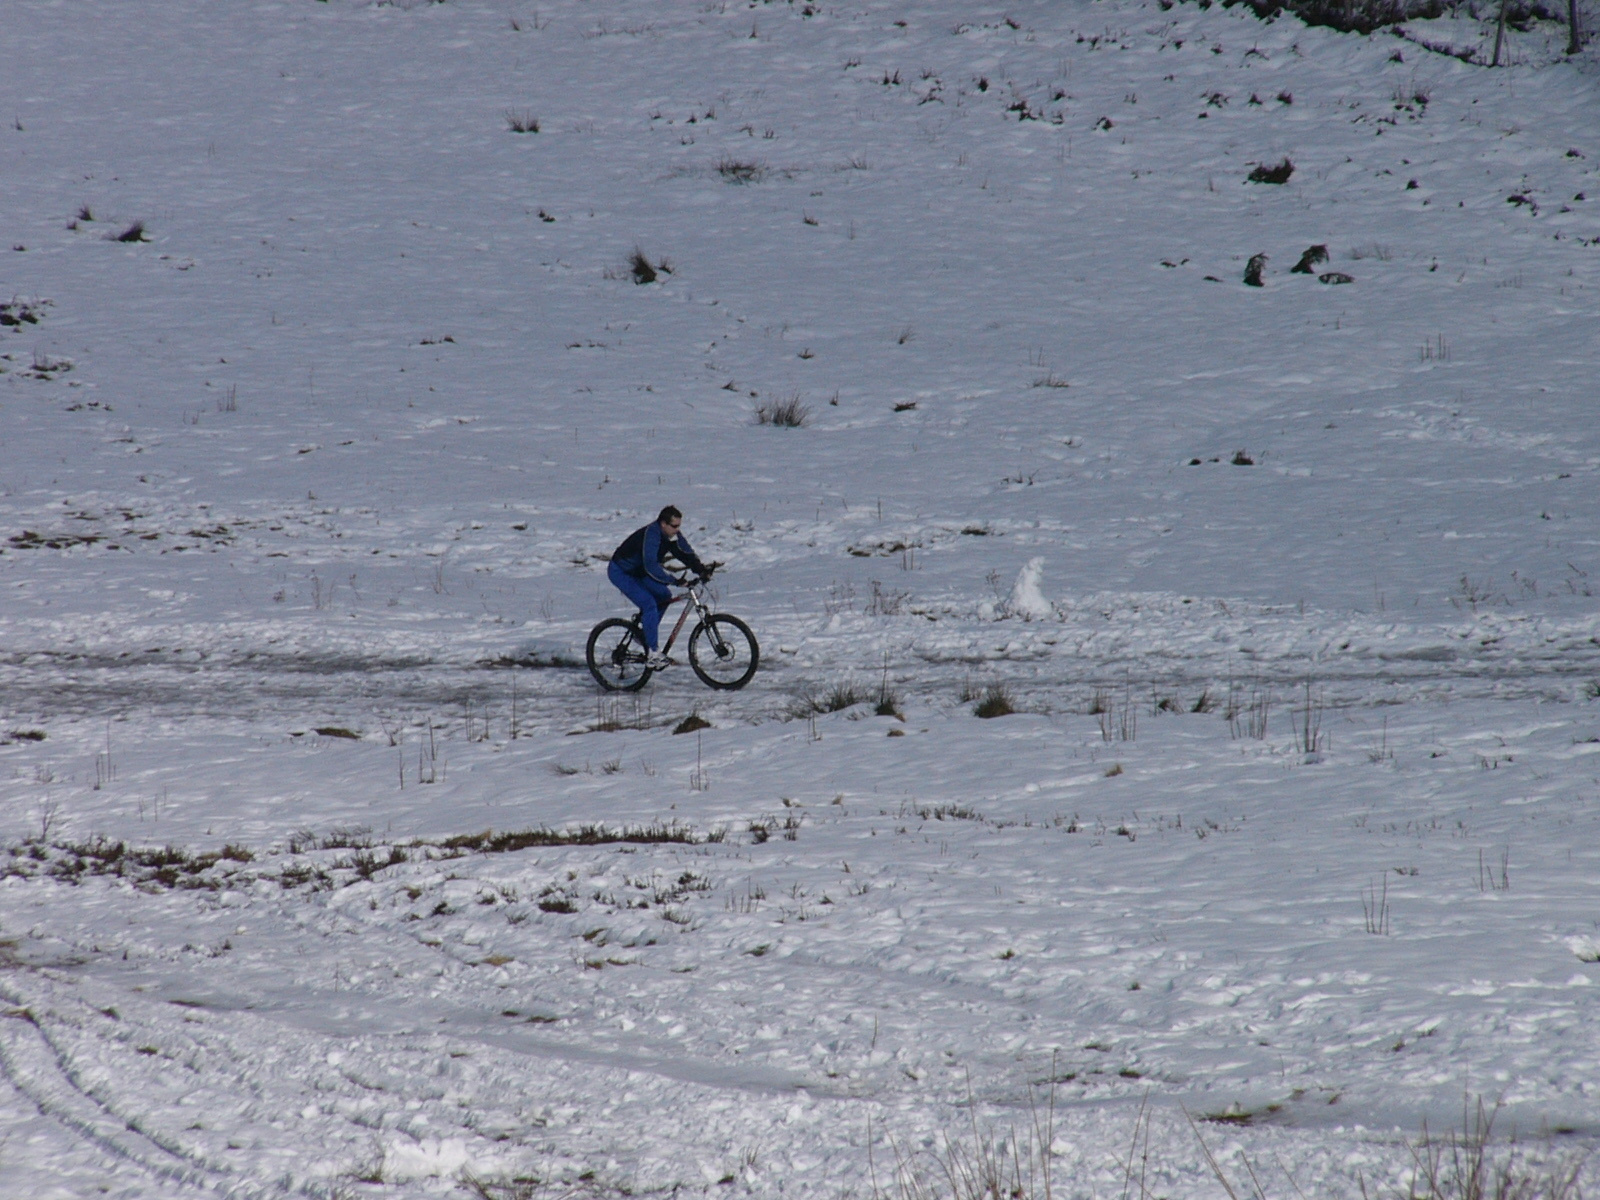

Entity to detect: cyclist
[607,506,712,670]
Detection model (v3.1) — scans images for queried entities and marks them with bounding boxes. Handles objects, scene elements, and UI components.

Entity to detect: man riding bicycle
[607,506,712,670]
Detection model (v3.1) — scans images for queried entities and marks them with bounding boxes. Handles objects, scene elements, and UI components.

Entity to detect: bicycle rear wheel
[687,614,759,690]
[587,618,653,691]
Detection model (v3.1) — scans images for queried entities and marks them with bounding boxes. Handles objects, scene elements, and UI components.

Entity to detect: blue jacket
[610,523,706,584]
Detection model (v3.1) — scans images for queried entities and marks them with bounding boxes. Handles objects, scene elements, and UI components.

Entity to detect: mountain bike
[586,577,759,692]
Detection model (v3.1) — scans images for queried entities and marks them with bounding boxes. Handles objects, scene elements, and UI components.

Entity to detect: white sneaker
[646,652,674,670]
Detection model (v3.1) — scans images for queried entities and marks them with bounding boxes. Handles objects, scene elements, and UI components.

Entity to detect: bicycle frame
[657,584,713,655]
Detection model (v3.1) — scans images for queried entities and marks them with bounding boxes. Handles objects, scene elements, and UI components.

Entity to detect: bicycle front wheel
[688,614,760,690]
[587,618,653,692]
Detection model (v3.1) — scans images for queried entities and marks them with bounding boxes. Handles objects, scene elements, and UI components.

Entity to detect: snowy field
[1,0,1599,1195]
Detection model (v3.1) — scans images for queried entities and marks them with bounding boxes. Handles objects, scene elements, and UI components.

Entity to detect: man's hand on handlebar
[673,562,722,588]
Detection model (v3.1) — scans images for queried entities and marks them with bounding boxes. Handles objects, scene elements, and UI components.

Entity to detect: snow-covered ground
[1,0,1598,1195]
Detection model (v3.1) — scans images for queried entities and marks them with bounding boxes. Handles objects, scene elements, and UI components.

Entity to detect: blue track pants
[607,561,673,651]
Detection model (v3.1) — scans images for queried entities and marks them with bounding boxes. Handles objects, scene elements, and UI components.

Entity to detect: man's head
[657,505,683,536]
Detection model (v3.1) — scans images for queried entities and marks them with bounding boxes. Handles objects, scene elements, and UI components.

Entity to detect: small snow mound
[1568,936,1600,963]
[1007,558,1055,620]
[384,1135,475,1180]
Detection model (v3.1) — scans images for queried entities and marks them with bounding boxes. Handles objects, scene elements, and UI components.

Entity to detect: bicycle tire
[587,618,653,692]
[687,614,760,690]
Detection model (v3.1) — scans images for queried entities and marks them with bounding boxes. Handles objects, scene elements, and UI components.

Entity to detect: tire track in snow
[0,980,282,1199]
[0,635,1595,732]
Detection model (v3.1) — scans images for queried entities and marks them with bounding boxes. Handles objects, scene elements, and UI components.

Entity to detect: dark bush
[1247,159,1294,185]
[1219,0,1554,33]
[1222,0,1558,34]
[1291,244,1329,273]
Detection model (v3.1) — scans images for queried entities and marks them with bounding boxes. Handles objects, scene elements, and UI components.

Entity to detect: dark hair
[657,505,682,525]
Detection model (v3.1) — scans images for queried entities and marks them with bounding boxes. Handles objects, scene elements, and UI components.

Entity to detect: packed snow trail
[1,591,1596,731]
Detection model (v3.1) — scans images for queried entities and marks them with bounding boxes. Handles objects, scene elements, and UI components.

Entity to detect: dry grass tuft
[754,393,810,427]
